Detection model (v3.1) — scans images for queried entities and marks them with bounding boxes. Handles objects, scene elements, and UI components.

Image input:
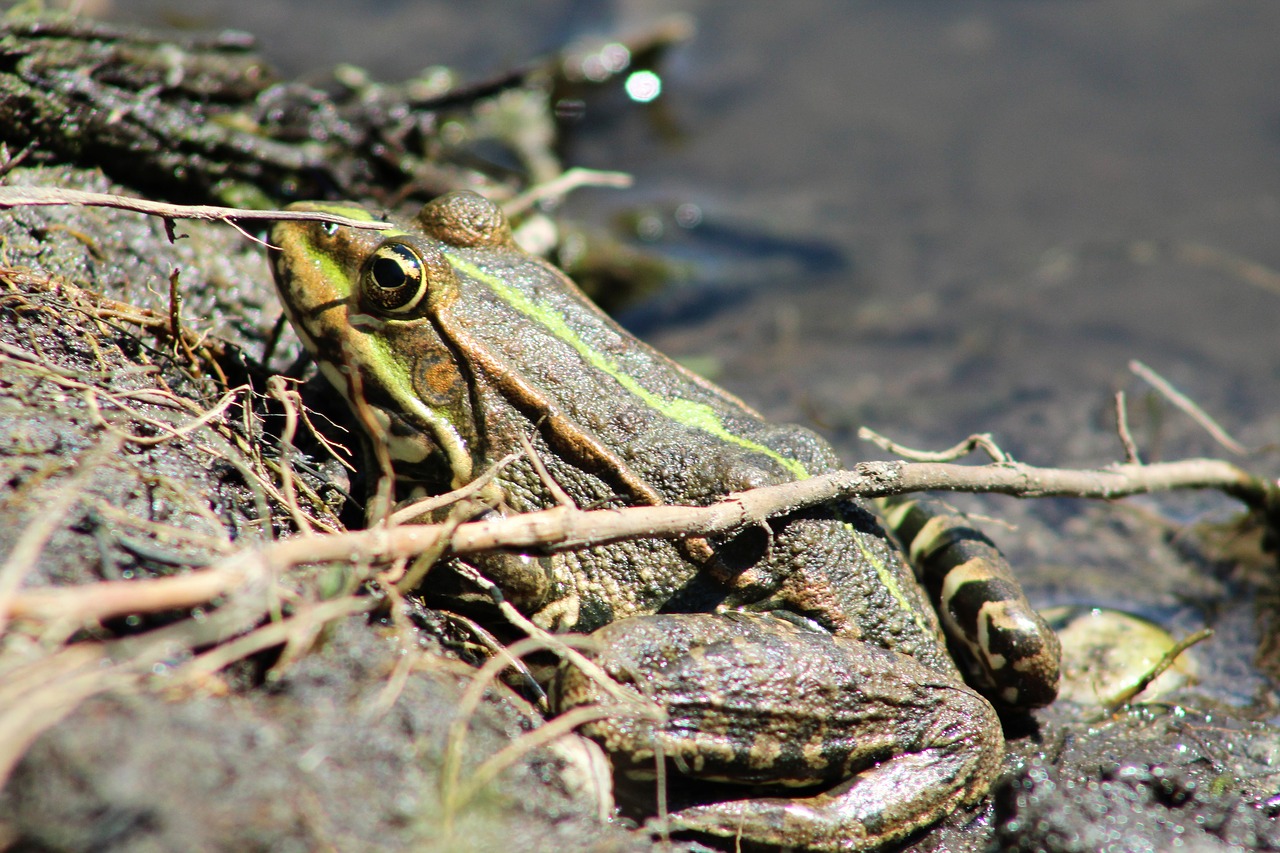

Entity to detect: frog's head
[268,192,515,494]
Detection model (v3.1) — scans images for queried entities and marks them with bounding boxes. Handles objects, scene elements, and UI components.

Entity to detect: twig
[858,427,1012,464]
[5,456,1275,629]
[451,704,619,814]
[167,267,183,342]
[1114,391,1142,465]
[0,436,124,635]
[386,452,521,525]
[267,376,314,536]
[439,635,579,831]
[439,633,660,833]
[1175,241,1280,298]
[1103,627,1214,714]
[518,431,576,509]
[85,384,247,447]
[172,595,375,685]
[502,167,634,216]
[394,507,467,594]
[1130,360,1248,455]
[0,187,392,231]
[341,341,399,525]
[0,645,131,785]
[451,561,649,710]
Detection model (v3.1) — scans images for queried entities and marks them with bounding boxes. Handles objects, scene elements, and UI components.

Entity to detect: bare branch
[0,436,124,635]
[5,456,1273,630]
[1114,391,1142,464]
[859,427,1012,464]
[1102,627,1214,714]
[1130,360,1248,454]
[502,167,634,216]
[0,187,392,231]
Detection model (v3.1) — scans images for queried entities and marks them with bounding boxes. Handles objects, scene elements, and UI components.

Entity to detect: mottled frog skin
[268,191,1060,851]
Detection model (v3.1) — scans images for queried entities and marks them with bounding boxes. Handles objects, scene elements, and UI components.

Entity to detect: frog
[267,190,1061,851]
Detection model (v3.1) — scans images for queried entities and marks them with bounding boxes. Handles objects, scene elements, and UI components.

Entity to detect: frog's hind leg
[664,683,1002,852]
[878,495,1061,709]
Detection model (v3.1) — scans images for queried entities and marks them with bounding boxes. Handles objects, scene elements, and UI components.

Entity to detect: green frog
[268,191,1060,851]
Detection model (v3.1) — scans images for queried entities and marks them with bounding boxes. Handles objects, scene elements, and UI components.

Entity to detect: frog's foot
[664,743,993,852]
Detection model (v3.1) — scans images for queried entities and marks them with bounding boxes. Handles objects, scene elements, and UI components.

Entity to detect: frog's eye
[361,241,428,315]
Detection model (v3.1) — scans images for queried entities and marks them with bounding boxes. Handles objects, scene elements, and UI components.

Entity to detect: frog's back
[443,241,841,503]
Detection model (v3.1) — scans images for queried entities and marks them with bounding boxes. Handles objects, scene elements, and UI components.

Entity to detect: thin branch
[1102,627,1213,714]
[518,431,576,509]
[386,452,520,525]
[171,595,375,685]
[1175,241,1280,298]
[858,428,1012,464]
[266,376,314,536]
[502,167,634,216]
[878,459,1271,506]
[85,384,248,446]
[5,456,1273,629]
[1114,391,1142,465]
[0,436,124,635]
[1130,360,1248,455]
[0,187,392,231]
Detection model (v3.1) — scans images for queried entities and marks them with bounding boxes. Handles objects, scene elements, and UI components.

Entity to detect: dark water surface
[104,1,1280,701]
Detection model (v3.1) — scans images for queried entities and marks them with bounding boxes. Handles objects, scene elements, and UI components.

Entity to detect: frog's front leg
[552,612,1002,852]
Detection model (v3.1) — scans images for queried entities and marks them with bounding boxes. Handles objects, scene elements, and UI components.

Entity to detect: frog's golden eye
[362,241,428,314]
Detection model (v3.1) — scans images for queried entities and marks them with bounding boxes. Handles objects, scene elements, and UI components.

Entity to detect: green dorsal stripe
[446,254,810,479]
[441,250,925,629]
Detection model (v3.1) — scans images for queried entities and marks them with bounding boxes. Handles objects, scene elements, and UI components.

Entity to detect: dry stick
[0,435,124,635]
[367,580,423,716]
[1175,241,1280,298]
[502,167,633,217]
[439,633,661,833]
[393,507,467,594]
[387,452,521,525]
[1114,391,1142,465]
[0,187,392,231]
[173,595,375,685]
[342,340,399,526]
[449,561,647,709]
[1102,627,1215,715]
[266,376,314,536]
[518,431,576,508]
[0,645,130,785]
[3,268,230,381]
[439,635,576,832]
[1130,360,1248,455]
[85,384,247,446]
[859,427,1012,464]
[452,704,620,814]
[167,267,183,341]
[0,600,269,785]
[11,329,331,534]
[292,403,357,475]
[5,457,1274,628]
[88,500,233,554]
